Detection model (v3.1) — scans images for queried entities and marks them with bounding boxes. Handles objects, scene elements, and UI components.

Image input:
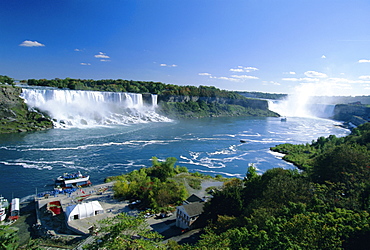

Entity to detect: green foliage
[112,157,188,210]
[0,75,14,85]
[147,157,176,182]
[238,91,287,100]
[87,212,164,250]
[197,123,370,249]
[198,205,370,250]
[174,165,188,174]
[159,101,277,119]
[0,225,19,250]
[26,78,244,99]
[187,178,202,190]
[0,85,53,133]
[245,163,258,181]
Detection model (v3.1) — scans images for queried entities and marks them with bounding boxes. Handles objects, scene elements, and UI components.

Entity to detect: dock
[35,182,136,235]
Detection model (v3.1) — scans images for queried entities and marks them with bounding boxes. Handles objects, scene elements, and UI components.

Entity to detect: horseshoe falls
[20,88,171,128]
[268,98,335,118]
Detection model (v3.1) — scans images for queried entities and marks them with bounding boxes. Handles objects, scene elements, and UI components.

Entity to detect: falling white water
[268,83,336,118]
[20,88,171,127]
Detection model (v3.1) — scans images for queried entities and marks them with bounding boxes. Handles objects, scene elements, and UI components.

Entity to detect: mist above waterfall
[268,83,337,118]
[21,88,171,128]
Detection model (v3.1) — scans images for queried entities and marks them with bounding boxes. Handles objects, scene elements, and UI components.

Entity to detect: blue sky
[2,0,370,96]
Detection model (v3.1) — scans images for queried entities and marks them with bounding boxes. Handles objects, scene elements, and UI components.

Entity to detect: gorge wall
[333,104,370,126]
[157,94,277,119]
[158,95,270,110]
[0,85,53,133]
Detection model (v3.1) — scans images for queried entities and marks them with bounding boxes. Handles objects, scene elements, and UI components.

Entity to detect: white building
[176,201,204,229]
[65,201,104,221]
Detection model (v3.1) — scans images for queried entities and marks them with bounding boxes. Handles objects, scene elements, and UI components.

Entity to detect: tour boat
[9,198,19,221]
[55,171,92,190]
[0,196,9,221]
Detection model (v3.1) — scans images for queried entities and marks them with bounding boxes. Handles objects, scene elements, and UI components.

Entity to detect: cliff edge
[157,95,278,119]
[333,104,370,126]
[0,85,53,133]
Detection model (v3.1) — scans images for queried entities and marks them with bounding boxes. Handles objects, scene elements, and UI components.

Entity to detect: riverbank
[0,85,53,133]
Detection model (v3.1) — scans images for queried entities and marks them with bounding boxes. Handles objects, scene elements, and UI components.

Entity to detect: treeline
[238,91,287,100]
[26,77,243,99]
[0,75,15,85]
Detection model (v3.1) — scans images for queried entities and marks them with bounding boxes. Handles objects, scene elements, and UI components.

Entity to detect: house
[183,194,204,204]
[65,201,104,221]
[176,201,204,229]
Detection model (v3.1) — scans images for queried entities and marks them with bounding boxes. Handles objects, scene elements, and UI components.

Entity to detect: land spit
[19,179,224,248]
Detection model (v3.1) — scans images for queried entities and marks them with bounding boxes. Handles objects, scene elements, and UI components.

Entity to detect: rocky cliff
[333,104,370,126]
[158,95,269,110]
[156,94,278,119]
[0,85,53,133]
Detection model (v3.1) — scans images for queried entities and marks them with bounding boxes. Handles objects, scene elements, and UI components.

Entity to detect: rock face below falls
[333,104,370,126]
[0,85,53,133]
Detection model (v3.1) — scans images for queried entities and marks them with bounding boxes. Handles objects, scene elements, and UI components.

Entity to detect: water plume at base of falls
[268,82,338,118]
[21,88,171,128]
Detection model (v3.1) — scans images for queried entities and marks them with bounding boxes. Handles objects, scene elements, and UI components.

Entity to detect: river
[0,115,349,200]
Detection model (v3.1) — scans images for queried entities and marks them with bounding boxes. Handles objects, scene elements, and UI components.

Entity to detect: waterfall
[268,82,338,119]
[20,88,171,127]
[268,98,335,118]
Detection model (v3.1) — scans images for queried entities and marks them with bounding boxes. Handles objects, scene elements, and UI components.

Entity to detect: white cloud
[358,59,370,63]
[94,52,110,59]
[230,75,259,80]
[230,68,244,72]
[210,74,258,82]
[75,49,82,52]
[283,71,296,75]
[19,40,45,47]
[304,71,328,78]
[359,75,370,80]
[210,76,240,82]
[80,63,91,66]
[160,63,177,67]
[282,77,320,82]
[321,55,326,59]
[199,73,211,76]
[230,66,258,72]
[100,59,110,62]
[271,81,281,85]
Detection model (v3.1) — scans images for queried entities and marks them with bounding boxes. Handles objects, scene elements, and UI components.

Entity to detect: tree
[87,213,164,250]
[0,225,19,250]
[245,163,258,181]
[147,157,176,182]
[312,143,370,184]
[0,75,14,85]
